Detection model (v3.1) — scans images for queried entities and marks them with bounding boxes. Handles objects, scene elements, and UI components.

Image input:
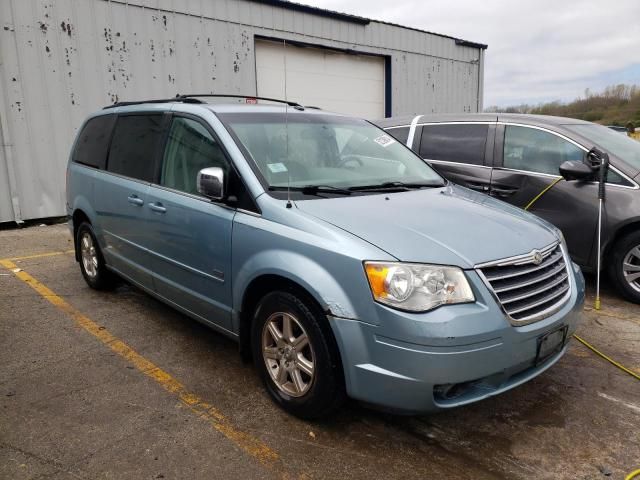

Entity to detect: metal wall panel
[0,0,484,223]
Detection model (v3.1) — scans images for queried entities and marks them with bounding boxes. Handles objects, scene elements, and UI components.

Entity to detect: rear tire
[76,222,117,290]
[251,291,345,419]
[608,230,640,303]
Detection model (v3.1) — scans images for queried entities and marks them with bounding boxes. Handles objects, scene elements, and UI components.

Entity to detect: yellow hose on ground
[573,334,640,381]
[626,469,640,480]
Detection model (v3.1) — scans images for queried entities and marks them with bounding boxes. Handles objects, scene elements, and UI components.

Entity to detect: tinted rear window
[419,124,488,165]
[72,115,116,169]
[107,115,164,182]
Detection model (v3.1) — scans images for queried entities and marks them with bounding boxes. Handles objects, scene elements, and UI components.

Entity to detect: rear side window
[72,115,116,169]
[419,124,488,165]
[386,126,410,146]
[107,115,164,182]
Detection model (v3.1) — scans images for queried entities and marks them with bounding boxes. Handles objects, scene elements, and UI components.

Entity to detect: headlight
[364,261,475,312]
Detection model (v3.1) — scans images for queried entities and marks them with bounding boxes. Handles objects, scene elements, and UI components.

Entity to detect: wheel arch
[603,219,640,265]
[236,270,348,375]
[71,208,92,261]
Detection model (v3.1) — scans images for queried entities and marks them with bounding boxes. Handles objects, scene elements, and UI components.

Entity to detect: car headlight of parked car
[364,262,475,312]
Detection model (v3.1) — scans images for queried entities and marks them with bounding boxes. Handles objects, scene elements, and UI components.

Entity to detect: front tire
[251,291,345,419]
[76,222,117,290]
[608,230,640,303]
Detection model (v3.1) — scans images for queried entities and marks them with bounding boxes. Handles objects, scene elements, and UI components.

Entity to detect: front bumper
[329,262,585,413]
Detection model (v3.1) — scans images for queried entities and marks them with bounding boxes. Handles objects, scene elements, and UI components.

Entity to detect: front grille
[477,243,571,324]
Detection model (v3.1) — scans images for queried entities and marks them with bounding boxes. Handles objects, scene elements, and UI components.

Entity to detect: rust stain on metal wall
[60,20,72,37]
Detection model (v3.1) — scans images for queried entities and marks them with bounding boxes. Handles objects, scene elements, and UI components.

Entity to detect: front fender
[233,248,359,328]
[230,208,394,335]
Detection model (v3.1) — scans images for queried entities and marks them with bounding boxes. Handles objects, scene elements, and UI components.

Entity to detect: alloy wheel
[80,232,98,279]
[622,244,640,293]
[261,311,315,397]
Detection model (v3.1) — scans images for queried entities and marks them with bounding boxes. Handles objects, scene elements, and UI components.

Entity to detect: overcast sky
[298,0,640,108]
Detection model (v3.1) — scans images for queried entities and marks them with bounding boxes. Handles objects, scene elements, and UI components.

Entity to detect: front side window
[219,112,443,193]
[419,124,488,165]
[107,115,164,182]
[161,117,229,195]
[503,125,584,175]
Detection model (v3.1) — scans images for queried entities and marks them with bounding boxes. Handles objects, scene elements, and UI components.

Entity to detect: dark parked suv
[377,114,640,302]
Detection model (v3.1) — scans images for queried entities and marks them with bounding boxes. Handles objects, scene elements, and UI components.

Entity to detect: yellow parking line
[0,259,296,478]
[7,250,75,262]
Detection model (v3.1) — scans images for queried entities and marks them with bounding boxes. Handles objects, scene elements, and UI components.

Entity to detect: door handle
[148,202,167,213]
[127,195,144,206]
[490,186,518,198]
[466,181,490,192]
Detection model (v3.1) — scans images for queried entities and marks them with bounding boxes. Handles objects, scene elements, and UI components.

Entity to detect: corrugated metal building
[0,0,486,224]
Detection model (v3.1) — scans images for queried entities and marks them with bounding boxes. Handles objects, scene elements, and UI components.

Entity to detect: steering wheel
[337,155,364,169]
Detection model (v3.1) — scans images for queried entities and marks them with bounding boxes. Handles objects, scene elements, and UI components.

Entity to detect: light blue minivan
[67,96,585,418]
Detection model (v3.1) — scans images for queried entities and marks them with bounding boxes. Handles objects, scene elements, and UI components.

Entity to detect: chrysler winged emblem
[531,250,543,265]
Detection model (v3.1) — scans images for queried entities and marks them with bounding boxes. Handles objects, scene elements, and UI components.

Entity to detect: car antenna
[284,39,292,209]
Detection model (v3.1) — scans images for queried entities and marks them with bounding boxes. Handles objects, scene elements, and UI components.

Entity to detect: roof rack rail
[103,97,205,110]
[176,94,305,109]
[102,94,306,110]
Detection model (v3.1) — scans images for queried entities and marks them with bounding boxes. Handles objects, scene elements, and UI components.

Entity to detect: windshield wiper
[349,181,443,192]
[301,185,353,195]
[268,185,352,196]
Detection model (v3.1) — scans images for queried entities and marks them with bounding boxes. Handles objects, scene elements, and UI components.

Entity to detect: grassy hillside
[486,84,640,129]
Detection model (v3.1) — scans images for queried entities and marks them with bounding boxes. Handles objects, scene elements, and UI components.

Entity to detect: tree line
[485,84,640,130]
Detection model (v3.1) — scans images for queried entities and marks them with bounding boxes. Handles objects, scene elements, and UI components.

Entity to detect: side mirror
[197,167,224,200]
[559,161,594,181]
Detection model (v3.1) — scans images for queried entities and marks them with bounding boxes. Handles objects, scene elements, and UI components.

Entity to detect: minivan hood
[294,185,559,268]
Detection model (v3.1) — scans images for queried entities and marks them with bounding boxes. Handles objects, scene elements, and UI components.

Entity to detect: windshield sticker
[373,134,395,147]
[267,162,288,173]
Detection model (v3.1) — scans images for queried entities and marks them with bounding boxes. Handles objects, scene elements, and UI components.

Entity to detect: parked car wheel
[608,230,640,303]
[76,222,117,290]
[251,291,345,419]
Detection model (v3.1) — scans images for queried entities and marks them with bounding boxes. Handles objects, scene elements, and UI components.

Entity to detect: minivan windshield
[565,123,640,170]
[219,112,444,192]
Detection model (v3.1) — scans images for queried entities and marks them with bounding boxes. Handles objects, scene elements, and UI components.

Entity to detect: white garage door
[255,40,385,119]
